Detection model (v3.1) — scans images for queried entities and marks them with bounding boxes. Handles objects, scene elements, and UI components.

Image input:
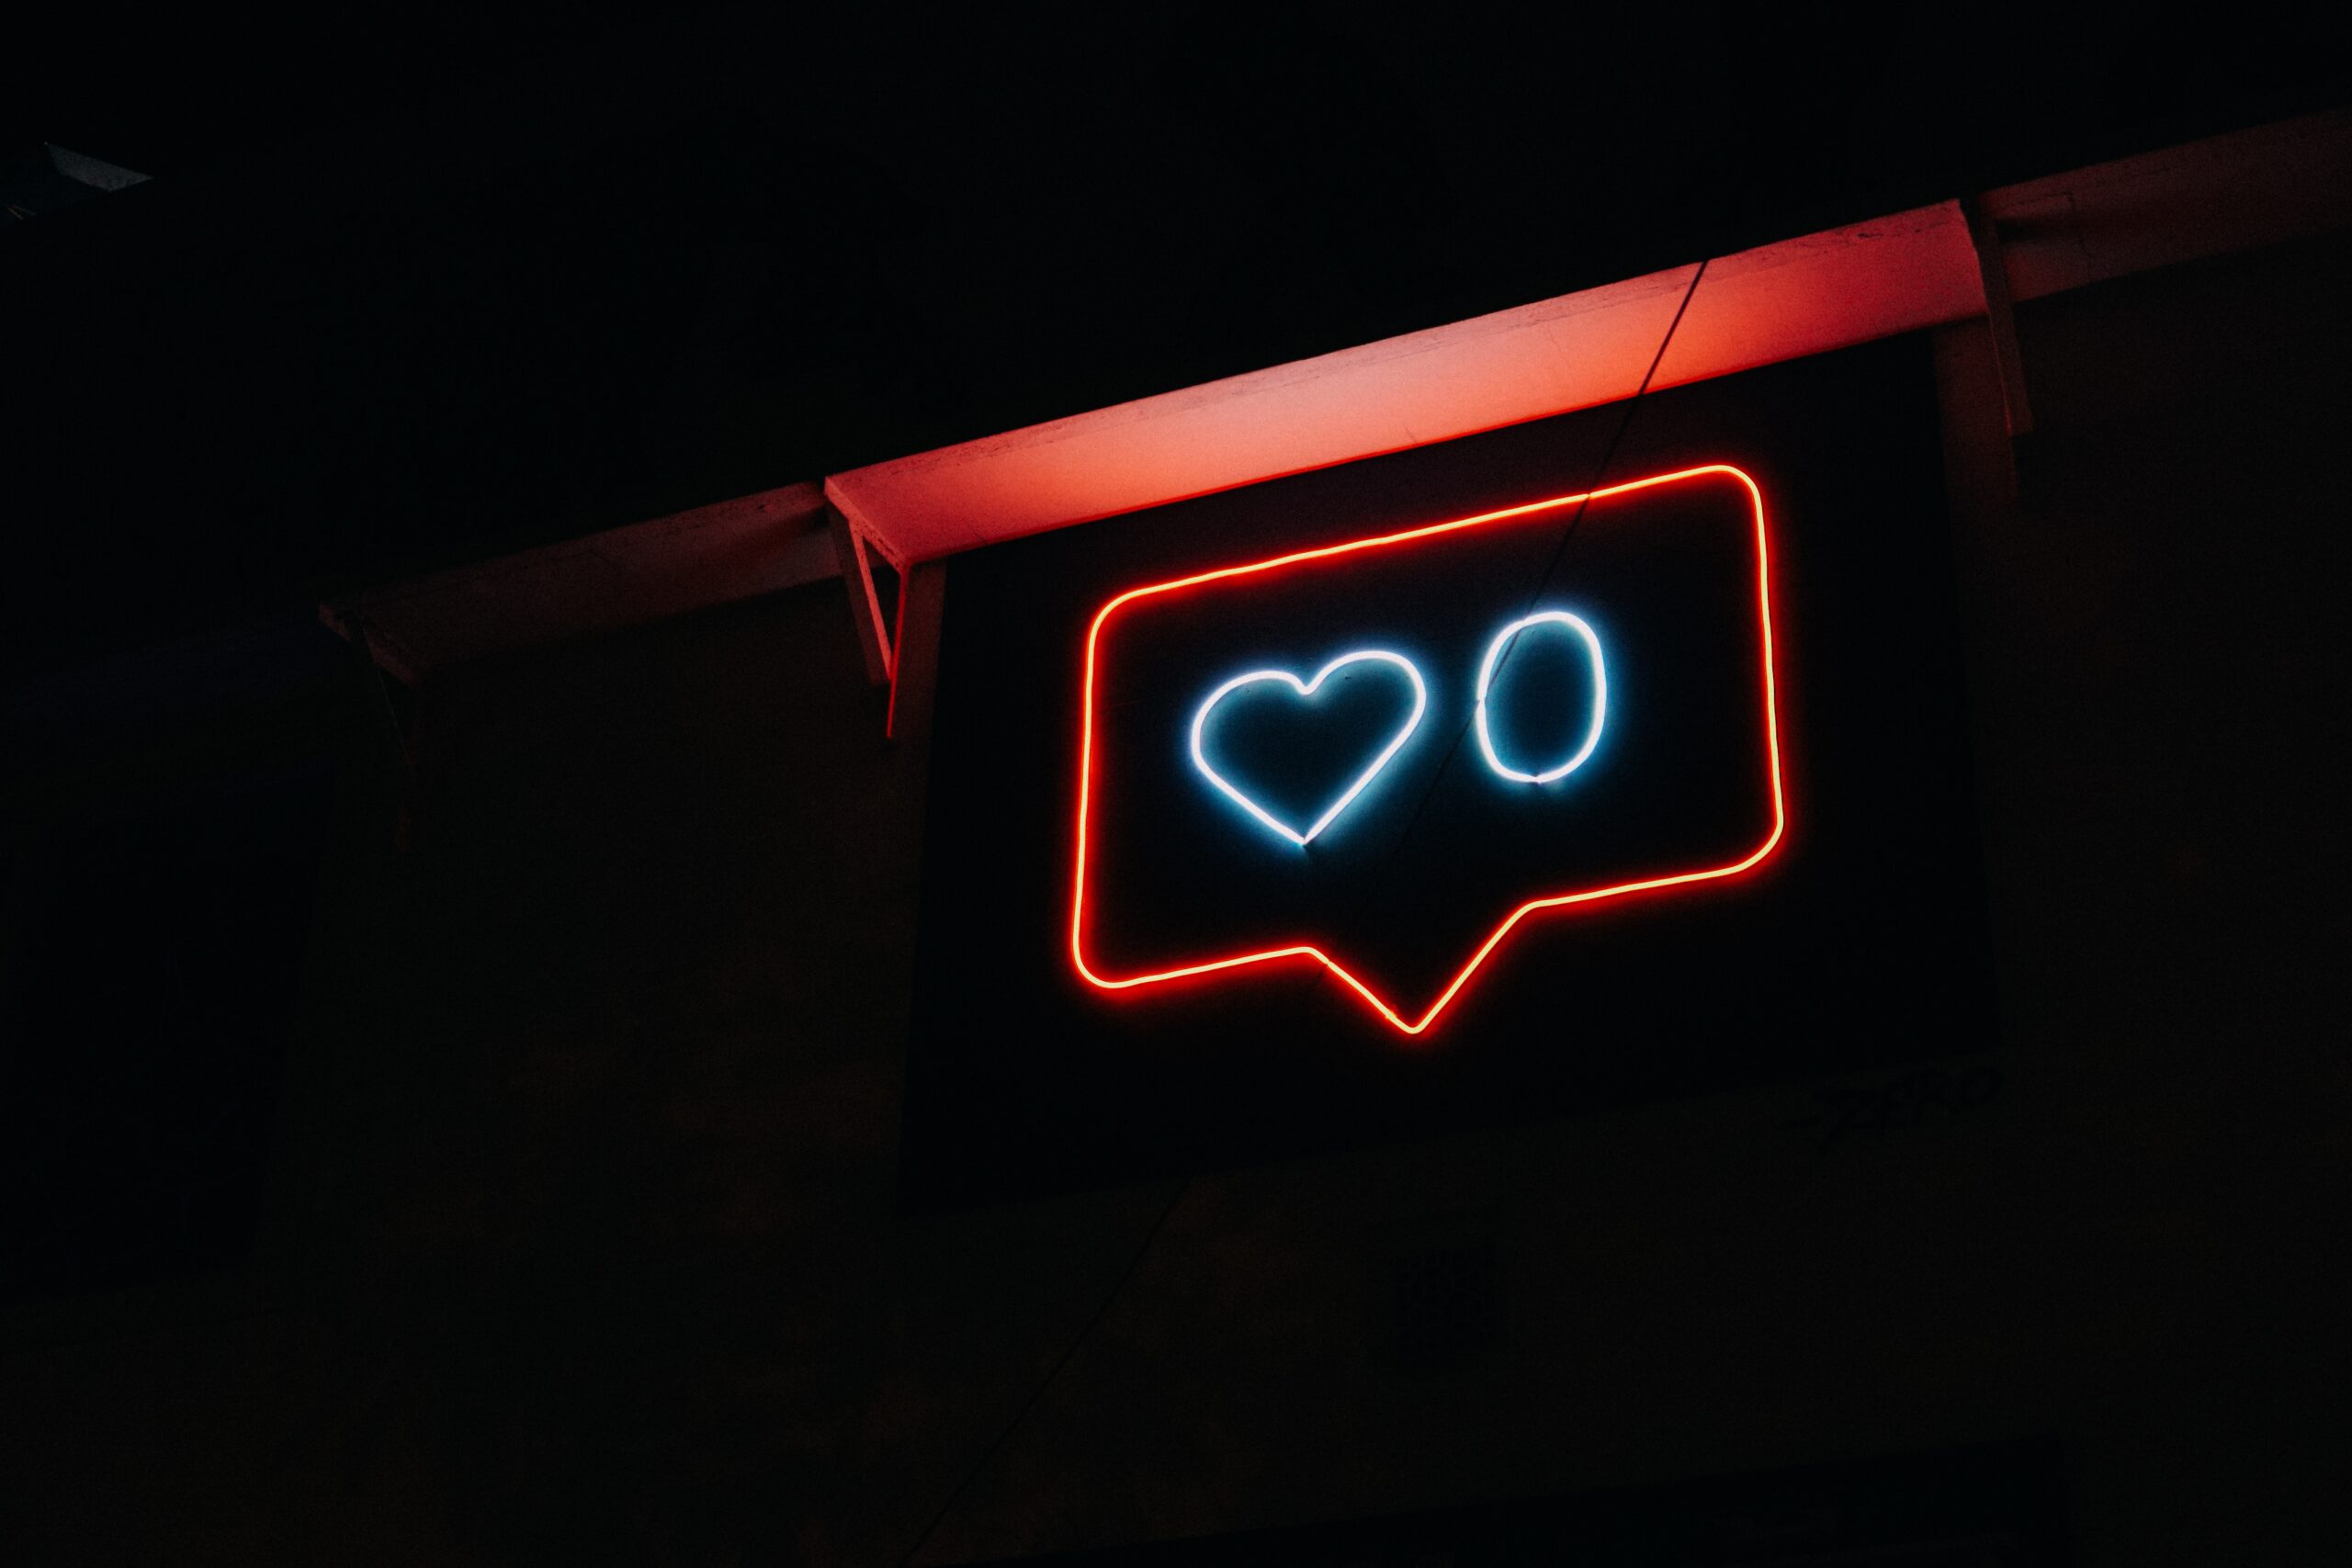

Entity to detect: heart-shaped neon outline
[1190,650,1428,846]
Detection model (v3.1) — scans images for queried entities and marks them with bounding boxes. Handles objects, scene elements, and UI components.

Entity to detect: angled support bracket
[1960,193,2034,440]
[884,561,946,746]
[335,607,423,851]
[337,610,415,785]
[825,502,896,686]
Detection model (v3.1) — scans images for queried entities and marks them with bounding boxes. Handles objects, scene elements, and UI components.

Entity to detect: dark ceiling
[6,7,2347,671]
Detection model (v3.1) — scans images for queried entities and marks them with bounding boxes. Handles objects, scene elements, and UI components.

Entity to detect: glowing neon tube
[1473,610,1607,784]
[1070,464,1786,1037]
[1189,650,1428,846]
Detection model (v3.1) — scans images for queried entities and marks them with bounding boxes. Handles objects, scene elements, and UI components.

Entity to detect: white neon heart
[1190,650,1429,846]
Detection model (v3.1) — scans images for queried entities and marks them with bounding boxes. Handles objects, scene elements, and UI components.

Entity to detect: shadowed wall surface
[2,228,2347,1563]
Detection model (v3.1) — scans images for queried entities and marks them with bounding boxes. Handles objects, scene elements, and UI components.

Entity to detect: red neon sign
[1069,463,1788,1037]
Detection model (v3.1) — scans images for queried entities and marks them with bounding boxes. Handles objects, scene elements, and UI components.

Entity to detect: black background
[959,1440,2064,1565]
[902,337,1997,1208]
[5,15,2347,1557]
[0,761,335,1301]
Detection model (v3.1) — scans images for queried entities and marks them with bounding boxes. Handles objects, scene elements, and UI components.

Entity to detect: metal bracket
[826,504,896,686]
[885,561,945,745]
[338,611,414,784]
[1960,193,2034,440]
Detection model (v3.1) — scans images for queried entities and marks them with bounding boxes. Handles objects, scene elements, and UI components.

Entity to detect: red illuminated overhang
[324,110,2350,683]
[827,108,2352,571]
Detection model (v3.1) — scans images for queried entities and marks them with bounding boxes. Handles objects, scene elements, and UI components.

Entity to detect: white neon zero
[1190,651,1429,846]
[1473,611,1608,784]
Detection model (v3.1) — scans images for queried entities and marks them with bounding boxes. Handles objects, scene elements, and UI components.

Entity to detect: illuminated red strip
[1069,464,1786,1037]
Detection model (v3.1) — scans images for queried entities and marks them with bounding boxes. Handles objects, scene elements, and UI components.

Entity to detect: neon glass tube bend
[1474,611,1607,784]
[1073,465,1782,1036]
[1189,650,1428,845]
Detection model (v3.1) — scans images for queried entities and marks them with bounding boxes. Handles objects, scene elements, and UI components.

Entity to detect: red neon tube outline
[1069,464,1787,1037]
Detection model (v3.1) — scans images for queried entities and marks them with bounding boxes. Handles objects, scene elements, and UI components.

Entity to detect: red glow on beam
[1069,464,1787,1037]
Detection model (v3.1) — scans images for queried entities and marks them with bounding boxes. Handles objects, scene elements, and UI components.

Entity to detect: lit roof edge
[827,107,2352,568]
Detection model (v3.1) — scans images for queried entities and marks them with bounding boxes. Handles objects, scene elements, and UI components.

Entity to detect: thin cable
[1521,257,1710,620]
[893,1178,1192,1568]
[1375,257,1712,862]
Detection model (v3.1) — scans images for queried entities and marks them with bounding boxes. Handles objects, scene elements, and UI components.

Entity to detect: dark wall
[4,233,2349,1562]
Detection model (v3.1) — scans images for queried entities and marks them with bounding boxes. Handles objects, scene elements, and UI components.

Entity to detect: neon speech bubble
[1190,650,1428,846]
[1473,610,1608,784]
[1072,464,1787,1037]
